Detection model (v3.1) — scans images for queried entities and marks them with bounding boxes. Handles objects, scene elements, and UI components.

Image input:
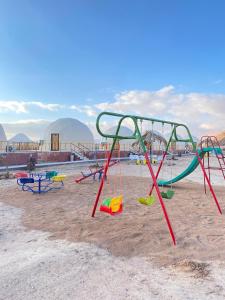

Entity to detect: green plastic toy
[101,197,112,207]
[138,195,155,206]
[161,190,175,199]
[46,171,58,179]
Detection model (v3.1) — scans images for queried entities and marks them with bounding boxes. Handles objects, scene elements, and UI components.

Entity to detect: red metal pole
[149,151,167,196]
[196,152,222,214]
[203,153,207,194]
[144,152,176,245]
[207,138,211,184]
[201,137,206,194]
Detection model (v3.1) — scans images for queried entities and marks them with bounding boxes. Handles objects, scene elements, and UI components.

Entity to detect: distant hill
[0,124,7,141]
[9,133,32,143]
[216,131,225,146]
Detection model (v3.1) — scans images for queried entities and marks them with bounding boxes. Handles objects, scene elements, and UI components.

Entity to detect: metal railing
[0,141,39,152]
[0,139,191,153]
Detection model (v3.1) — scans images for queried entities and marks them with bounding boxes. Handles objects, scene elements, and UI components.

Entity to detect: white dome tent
[102,125,136,151]
[105,125,134,137]
[9,133,32,143]
[43,118,94,151]
[0,124,7,142]
[0,124,7,151]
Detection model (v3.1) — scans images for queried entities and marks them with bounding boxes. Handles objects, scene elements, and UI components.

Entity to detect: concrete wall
[0,152,71,166]
[84,151,130,160]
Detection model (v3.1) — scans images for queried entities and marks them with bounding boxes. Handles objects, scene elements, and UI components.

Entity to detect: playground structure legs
[91,148,176,245]
[196,152,222,214]
[144,152,176,245]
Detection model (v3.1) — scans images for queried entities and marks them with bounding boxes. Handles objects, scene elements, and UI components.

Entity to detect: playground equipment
[137,195,155,206]
[152,121,175,199]
[200,136,225,193]
[16,171,66,194]
[99,141,123,215]
[161,190,174,199]
[91,111,223,245]
[159,159,175,199]
[157,147,224,186]
[100,195,123,215]
[157,140,225,201]
[75,160,118,183]
[136,155,146,165]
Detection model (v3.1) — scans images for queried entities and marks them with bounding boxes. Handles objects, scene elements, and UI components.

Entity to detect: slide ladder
[201,136,225,181]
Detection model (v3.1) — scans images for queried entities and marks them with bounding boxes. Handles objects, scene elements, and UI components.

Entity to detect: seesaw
[75,160,118,183]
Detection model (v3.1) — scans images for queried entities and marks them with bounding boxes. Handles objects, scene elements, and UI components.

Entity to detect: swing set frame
[91,111,222,245]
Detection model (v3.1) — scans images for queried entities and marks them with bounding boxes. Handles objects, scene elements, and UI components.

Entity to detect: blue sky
[1,0,225,139]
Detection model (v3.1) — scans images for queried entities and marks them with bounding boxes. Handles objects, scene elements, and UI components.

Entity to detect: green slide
[158,147,221,186]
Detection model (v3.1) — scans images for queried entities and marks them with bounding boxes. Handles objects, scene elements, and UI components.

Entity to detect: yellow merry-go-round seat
[52,175,66,182]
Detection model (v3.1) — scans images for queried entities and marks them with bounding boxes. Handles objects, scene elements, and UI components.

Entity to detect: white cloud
[0,101,28,113]
[95,86,176,115]
[213,79,223,85]
[5,119,50,125]
[1,86,225,139]
[95,86,225,136]
[29,102,64,111]
[200,123,215,130]
[0,100,64,113]
[70,105,97,117]
[3,119,50,140]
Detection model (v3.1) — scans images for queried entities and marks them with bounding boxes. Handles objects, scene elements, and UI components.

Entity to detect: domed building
[0,124,7,151]
[0,124,7,141]
[43,118,94,151]
[103,125,136,146]
[9,133,32,143]
[105,125,134,137]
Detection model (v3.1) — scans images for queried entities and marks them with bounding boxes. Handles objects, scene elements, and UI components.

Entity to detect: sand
[1,159,225,299]
[2,173,225,265]
[2,203,225,300]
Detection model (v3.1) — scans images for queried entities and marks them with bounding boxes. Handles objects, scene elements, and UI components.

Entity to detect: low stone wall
[84,150,187,159]
[84,151,130,159]
[37,152,71,163]
[0,149,187,167]
[0,153,38,166]
[0,152,72,166]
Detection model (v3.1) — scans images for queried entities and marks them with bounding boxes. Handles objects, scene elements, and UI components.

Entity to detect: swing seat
[100,198,112,214]
[138,195,155,206]
[110,195,123,213]
[161,190,175,199]
[100,196,123,215]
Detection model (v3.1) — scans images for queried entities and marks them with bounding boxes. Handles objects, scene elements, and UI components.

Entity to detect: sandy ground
[35,155,225,186]
[1,158,225,299]
[2,203,225,300]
